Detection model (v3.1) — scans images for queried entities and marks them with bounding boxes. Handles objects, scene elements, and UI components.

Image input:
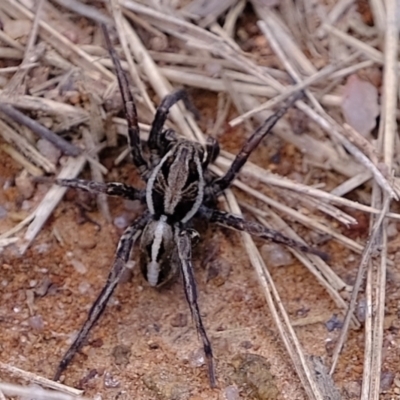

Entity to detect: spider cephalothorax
[53,24,326,388]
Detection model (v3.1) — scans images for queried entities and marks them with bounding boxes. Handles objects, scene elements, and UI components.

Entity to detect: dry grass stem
[20,155,87,254]
[0,103,81,156]
[0,118,56,173]
[295,102,398,199]
[330,171,372,197]
[369,0,386,34]
[224,190,325,400]
[2,0,44,98]
[2,0,114,81]
[252,5,317,76]
[0,143,43,176]
[217,167,364,253]
[364,4,398,398]
[109,0,155,114]
[0,382,88,400]
[0,362,83,396]
[325,24,400,71]
[316,0,355,38]
[52,0,112,25]
[215,152,400,221]
[82,126,111,222]
[329,195,390,375]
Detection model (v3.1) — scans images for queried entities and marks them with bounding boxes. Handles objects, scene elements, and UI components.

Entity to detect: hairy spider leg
[202,136,220,169]
[148,90,189,151]
[198,206,328,260]
[175,227,216,388]
[101,24,148,178]
[56,179,146,202]
[210,91,305,197]
[54,213,150,381]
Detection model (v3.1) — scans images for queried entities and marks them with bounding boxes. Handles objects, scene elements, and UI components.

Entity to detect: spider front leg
[147,90,199,164]
[102,24,149,178]
[210,91,305,197]
[198,206,328,260]
[54,212,150,381]
[175,227,217,388]
[56,179,145,202]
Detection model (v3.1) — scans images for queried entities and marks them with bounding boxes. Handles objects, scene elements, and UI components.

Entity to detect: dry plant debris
[0,0,399,399]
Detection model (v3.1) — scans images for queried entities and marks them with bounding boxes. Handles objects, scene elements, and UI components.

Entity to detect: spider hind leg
[198,206,328,261]
[54,213,149,381]
[175,227,217,388]
[56,179,145,202]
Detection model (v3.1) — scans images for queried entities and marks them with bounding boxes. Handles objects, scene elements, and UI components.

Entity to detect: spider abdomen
[139,216,178,287]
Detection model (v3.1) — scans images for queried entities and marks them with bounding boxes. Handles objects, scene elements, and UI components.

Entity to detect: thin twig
[329,196,390,375]
[0,362,83,396]
[0,103,81,156]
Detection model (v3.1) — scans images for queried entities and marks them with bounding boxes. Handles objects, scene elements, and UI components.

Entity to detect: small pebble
[224,385,240,400]
[37,138,61,165]
[77,235,97,250]
[206,258,231,286]
[356,298,367,323]
[34,277,52,297]
[103,371,120,389]
[343,381,361,398]
[33,243,51,254]
[387,222,398,238]
[189,348,205,368]
[78,281,91,294]
[69,259,87,274]
[325,314,343,332]
[113,214,130,230]
[112,344,131,366]
[325,338,336,357]
[28,315,44,331]
[15,171,34,199]
[143,369,190,400]
[21,200,32,211]
[170,312,188,328]
[380,371,395,391]
[260,243,293,267]
[230,353,279,400]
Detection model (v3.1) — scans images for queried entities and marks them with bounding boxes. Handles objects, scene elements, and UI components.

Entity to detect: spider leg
[175,227,217,388]
[147,90,198,156]
[101,24,149,178]
[54,212,150,381]
[56,179,146,202]
[210,91,305,196]
[202,136,220,169]
[198,206,328,260]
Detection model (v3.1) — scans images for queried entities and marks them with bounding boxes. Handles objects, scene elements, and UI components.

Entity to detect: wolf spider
[53,24,326,387]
